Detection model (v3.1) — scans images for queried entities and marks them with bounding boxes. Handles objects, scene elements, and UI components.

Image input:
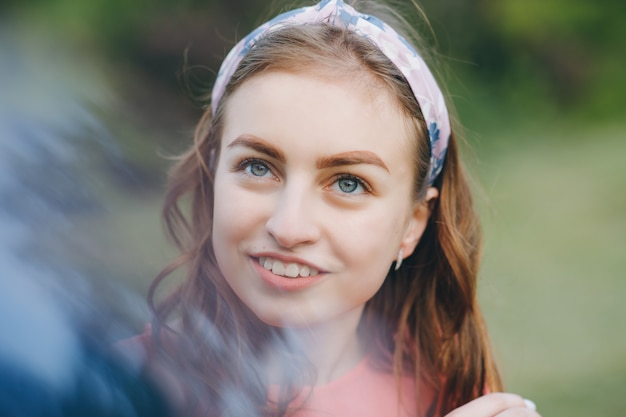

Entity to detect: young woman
[123,1,540,416]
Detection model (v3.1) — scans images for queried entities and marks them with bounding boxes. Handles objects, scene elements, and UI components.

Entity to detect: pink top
[270,356,434,417]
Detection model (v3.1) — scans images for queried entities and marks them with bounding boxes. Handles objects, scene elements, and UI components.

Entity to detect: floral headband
[212,0,450,185]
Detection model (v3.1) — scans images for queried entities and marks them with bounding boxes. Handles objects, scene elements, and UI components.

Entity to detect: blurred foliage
[417,0,626,130]
[2,0,625,129]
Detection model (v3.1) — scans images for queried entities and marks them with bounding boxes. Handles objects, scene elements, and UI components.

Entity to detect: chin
[254,313,314,329]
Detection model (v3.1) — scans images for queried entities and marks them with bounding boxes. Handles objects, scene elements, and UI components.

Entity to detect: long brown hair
[148,2,501,416]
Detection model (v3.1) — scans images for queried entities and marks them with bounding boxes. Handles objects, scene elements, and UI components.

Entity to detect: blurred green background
[1,0,624,416]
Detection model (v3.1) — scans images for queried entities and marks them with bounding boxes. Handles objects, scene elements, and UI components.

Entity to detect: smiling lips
[258,256,320,278]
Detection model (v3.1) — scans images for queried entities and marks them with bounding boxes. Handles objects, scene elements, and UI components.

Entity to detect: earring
[394,249,403,271]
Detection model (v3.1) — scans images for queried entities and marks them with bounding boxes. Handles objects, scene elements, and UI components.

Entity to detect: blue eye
[245,161,271,177]
[338,178,358,193]
[333,175,367,194]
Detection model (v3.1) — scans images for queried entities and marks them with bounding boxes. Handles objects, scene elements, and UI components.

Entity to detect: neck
[267,306,365,385]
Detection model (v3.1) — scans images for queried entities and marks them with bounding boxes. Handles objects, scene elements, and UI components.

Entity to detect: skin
[210,68,539,416]
[446,393,540,417]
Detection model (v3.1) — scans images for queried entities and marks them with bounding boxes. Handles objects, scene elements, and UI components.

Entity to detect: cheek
[334,207,406,267]
[211,173,276,260]
[211,176,254,251]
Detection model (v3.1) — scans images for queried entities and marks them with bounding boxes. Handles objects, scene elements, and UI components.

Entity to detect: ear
[399,187,438,259]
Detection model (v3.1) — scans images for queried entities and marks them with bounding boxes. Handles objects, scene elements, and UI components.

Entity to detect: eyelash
[233,158,372,194]
[234,158,275,176]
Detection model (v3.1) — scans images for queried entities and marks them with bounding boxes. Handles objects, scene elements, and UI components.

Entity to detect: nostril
[266,219,320,248]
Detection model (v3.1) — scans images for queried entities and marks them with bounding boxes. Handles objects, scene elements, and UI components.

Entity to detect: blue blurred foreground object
[0,279,173,417]
[0,30,173,416]
[0,341,173,417]
[0,221,171,417]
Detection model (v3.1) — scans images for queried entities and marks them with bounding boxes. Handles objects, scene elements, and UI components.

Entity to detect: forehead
[221,70,415,157]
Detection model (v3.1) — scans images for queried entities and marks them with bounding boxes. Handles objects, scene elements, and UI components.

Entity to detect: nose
[265,182,320,249]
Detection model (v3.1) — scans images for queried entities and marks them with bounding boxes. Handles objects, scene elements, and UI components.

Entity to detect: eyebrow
[317,151,389,172]
[227,135,389,172]
[227,135,286,163]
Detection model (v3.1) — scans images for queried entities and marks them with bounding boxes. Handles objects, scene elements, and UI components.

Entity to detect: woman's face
[212,70,431,329]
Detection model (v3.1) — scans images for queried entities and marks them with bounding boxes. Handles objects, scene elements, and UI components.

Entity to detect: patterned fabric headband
[212,0,450,185]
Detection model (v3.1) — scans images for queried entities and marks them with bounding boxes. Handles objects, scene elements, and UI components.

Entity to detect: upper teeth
[259,257,319,278]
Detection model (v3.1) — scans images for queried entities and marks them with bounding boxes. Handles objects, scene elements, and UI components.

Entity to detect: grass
[476,124,626,416]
